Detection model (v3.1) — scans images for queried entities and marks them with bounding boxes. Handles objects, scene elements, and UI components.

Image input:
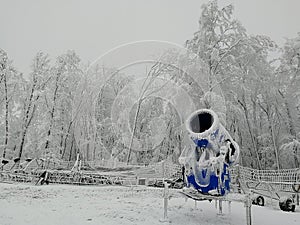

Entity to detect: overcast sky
[1,0,299,75]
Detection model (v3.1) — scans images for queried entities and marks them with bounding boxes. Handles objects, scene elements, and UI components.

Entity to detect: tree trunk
[62,121,73,159]
[258,102,280,170]
[3,71,9,158]
[268,115,280,170]
[126,99,142,164]
[45,72,60,150]
[18,79,38,159]
[238,99,262,169]
[68,139,73,161]
[18,129,27,159]
[279,90,299,167]
[59,124,64,154]
[285,101,299,167]
[18,104,37,158]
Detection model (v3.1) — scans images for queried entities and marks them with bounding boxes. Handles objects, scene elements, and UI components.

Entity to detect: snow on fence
[2,157,299,196]
[0,157,182,186]
[134,160,181,179]
[230,166,300,194]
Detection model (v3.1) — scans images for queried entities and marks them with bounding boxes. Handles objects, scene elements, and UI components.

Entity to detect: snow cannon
[179,109,240,196]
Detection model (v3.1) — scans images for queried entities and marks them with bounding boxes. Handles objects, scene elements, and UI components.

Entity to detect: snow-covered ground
[0,182,299,225]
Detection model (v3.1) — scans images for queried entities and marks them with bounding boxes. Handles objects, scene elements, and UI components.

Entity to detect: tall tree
[0,49,9,158]
[43,51,81,162]
[17,52,51,159]
[0,49,23,159]
[276,33,300,168]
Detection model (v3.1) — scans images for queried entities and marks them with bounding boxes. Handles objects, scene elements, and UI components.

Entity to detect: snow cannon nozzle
[186,109,219,143]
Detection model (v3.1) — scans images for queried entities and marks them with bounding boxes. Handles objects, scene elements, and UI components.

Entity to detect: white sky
[1,0,299,75]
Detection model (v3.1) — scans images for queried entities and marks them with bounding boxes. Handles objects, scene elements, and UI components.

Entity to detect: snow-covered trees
[0,49,10,159]
[276,33,300,168]
[42,51,81,164]
[0,1,299,169]
[185,0,299,169]
[0,49,25,159]
[0,50,83,165]
[17,52,51,160]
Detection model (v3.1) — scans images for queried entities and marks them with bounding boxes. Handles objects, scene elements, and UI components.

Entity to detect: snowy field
[0,182,299,225]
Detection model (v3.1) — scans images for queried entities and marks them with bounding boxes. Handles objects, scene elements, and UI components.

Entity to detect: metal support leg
[164,196,168,219]
[245,194,252,225]
[219,200,223,214]
[160,182,170,223]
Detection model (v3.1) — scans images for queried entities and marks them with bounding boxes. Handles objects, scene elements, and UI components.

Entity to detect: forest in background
[0,0,299,169]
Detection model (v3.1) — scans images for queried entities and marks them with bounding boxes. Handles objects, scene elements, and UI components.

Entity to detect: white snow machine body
[179,109,240,196]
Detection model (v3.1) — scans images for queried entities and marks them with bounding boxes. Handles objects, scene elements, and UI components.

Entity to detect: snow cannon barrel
[186,109,220,148]
[180,109,240,196]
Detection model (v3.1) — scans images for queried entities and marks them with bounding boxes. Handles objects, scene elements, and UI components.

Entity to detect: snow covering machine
[179,109,240,196]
